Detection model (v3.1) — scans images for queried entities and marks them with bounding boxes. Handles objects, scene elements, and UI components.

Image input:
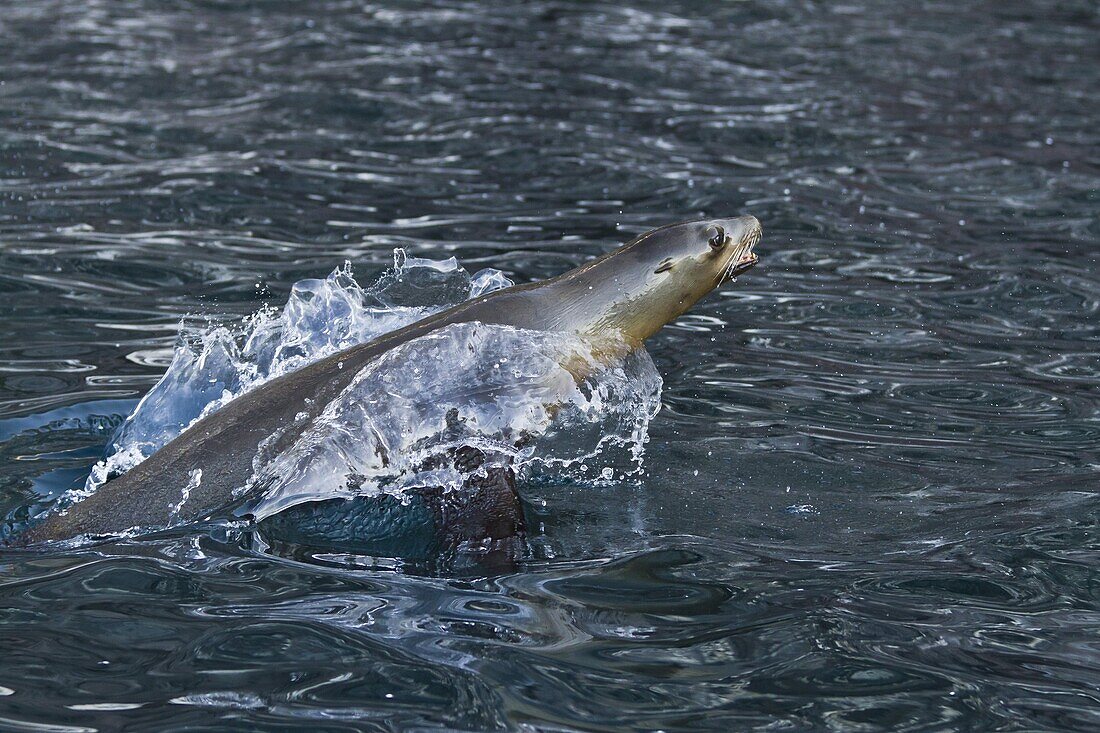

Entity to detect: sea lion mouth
[725,251,759,280]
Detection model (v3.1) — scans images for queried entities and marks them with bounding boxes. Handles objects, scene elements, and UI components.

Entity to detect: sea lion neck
[529,245,686,346]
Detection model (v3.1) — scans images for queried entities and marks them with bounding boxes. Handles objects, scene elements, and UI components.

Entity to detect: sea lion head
[645,214,761,283]
[573,216,762,345]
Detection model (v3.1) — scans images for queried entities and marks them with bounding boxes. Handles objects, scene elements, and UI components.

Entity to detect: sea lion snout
[718,215,762,250]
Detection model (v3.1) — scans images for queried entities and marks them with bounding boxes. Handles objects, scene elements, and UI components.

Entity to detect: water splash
[81,251,661,518]
[249,322,661,519]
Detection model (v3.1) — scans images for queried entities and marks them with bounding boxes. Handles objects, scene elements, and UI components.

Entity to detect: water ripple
[2,0,1099,730]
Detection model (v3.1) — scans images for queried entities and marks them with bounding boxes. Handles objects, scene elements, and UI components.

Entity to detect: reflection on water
[1,0,1098,730]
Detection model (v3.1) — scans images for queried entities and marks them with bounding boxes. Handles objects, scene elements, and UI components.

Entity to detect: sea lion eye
[706,225,725,249]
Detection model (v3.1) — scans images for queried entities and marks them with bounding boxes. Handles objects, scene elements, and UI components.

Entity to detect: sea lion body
[17,216,761,547]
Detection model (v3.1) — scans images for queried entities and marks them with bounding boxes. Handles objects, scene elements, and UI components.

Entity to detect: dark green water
[2,1,1099,730]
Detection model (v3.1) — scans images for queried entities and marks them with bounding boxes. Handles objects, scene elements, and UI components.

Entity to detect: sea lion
[16,216,762,547]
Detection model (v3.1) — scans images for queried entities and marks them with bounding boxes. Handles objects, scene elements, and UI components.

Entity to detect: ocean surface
[1,1,1099,730]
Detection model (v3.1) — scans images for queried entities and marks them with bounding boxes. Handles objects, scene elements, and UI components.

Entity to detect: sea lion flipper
[255,447,524,563]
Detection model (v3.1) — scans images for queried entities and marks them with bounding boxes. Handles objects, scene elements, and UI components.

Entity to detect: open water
[1,1,1098,730]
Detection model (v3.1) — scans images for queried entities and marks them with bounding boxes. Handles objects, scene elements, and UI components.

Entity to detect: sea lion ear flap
[654,258,674,274]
